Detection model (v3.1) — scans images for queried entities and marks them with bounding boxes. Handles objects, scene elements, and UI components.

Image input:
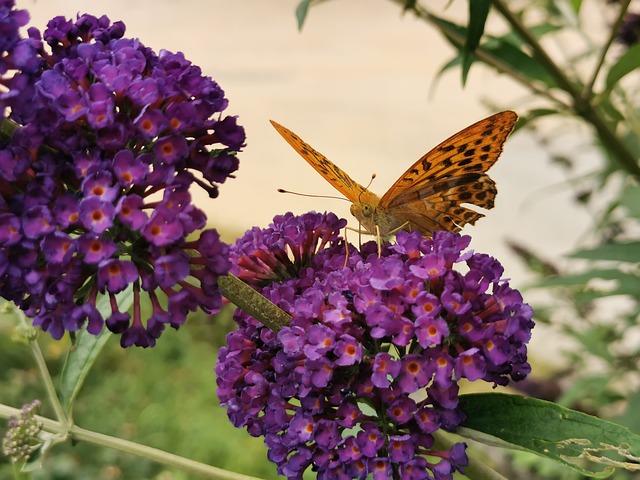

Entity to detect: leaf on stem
[296,0,313,31]
[462,0,491,84]
[459,393,640,477]
[59,286,133,414]
[605,43,640,93]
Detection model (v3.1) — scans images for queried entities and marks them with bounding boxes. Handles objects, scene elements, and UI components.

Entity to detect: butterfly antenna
[357,173,377,203]
[365,173,376,190]
[277,188,350,202]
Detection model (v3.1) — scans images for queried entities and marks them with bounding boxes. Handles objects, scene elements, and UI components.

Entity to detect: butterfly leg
[343,227,350,267]
[386,221,411,237]
[345,226,369,248]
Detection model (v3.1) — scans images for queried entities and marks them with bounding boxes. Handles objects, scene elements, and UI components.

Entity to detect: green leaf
[59,286,134,413]
[402,0,417,12]
[296,0,313,31]
[515,108,560,131]
[571,325,617,363]
[558,375,624,410]
[570,0,583,14]
[482,37,557,87]
[462,0,491,84]
[459,393,640,477]
[530,23,563,39]
[615,390,640,435]
[536,269,640,299]
[605,43,640,91]
[620,185,640,219]
[570,241,640,263]
[427,13,556,88]
[430,56,463,96]
[428,12,468,47]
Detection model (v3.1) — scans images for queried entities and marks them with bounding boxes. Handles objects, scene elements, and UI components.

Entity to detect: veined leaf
[428,13,557,88]
[296,0,313,31]
[535,268,640,298]
[570,241,640,263]
[515,108,560,131]
[60,286,134,414]
[605,43,640,91]
[462,0,491,85]
[459,393,640,477]
[620,185,640,219]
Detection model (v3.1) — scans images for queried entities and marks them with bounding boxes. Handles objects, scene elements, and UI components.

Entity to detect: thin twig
[582,0,631,100]
[490,0,640,178]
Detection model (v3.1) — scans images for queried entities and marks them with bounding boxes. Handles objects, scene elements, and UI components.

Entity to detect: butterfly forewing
[272,111,517,238]
[270,120,370,204]
[381,111,517,212]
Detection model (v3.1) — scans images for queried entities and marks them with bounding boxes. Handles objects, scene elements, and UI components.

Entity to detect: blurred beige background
[25,0,594,354]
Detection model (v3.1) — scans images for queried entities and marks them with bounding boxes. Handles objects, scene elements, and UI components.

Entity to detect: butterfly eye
[361,204,373,217]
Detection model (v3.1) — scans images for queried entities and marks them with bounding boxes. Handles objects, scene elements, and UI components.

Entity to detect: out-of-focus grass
[0,303,280,479]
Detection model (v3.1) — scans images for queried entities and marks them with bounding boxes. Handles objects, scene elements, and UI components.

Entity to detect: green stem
[14,310,70,431]
[432,430,508,480]
[29,339,70,430]
[490,0,577,94]
[397,0,568,109]
[0,404,260,480]
[582,0,632,99]
[218,274,291,332]
[490,0,640,178]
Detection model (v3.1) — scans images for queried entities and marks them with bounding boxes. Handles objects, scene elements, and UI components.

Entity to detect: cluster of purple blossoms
[617,11,640,46]
[0,3,244,346]
[217,212,534,480]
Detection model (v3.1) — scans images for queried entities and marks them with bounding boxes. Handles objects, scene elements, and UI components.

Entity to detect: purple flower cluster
[617,12,640,47]
[0,4,244,346]
[217,212,534,479]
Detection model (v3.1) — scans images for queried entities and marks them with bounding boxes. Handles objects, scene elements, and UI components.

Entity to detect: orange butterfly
[270,111,517,238]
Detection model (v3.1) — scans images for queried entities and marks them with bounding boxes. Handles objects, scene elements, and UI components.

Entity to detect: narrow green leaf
[620,185,640,218]
[59,286,134,413]
[570,0,583,14]
[571,325,617,363]
[428,13,468,47]
[427,13,556,88]
[402,0,417,12]
[498,24,562,50]
[570,241,640,263]
[514,108,560,131]
[430,56,462,97]
[558,375,624,411]
[459,393,640,477]
[296,0,313,31]
[530,23,563,39]
[482,37,557,87]
[462,0,491,84]
[535,269,640,299]
[605,43,640,91]
[615,390,640,435]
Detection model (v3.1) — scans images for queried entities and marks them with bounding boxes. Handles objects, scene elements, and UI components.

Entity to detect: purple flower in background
[217,212,534,479]
[0,6,243,347]
[617,12,640,47]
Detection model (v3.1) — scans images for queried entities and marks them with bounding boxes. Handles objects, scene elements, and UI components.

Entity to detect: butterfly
[270,110,517,238]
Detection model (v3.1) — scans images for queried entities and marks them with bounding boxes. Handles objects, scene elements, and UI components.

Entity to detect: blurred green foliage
[0,305,280,480]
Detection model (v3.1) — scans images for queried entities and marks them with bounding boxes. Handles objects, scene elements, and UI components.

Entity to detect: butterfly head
[350,191,382,236]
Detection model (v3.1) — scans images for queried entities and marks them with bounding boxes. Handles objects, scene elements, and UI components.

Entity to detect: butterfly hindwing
[270,120,369,204]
